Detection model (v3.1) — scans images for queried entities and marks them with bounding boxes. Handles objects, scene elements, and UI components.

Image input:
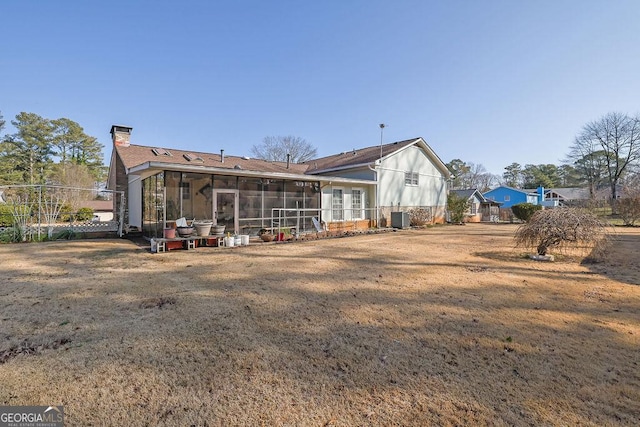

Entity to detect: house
[449,189,501,222]
[302,137,451,227]
[483,186,539,208]
[81,199,115,222]
[107,126,450,240]
[543,187,592,207]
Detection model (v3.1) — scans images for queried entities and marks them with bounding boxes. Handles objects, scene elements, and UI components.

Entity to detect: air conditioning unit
[391,212,410,229]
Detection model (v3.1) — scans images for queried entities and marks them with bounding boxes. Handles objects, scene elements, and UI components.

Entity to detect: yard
[0,224,638,426]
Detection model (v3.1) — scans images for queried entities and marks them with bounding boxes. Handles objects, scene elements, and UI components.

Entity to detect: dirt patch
[0,337,71,364]
[0,224,638,425]
[138,296,177,309]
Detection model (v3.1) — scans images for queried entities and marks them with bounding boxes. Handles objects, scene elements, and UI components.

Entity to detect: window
[183,153,204,162]
[352,189,362,219]
[332,189,344,221]
[470,202,477,215]
[504,195,510,202]
[152,148,172,156]
[404,171,419,186]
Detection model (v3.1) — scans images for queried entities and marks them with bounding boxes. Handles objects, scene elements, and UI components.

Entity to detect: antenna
[379,123,386,159]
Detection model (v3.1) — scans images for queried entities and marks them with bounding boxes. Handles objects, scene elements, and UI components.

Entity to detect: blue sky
[2,0,639,175]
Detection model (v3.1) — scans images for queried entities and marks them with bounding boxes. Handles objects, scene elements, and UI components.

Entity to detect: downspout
[368,163,379,226]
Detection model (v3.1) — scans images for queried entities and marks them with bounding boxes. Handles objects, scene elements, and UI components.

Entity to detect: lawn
[0,224,638,426]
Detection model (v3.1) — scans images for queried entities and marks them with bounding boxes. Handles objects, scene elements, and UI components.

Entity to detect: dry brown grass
[0,224,638,426]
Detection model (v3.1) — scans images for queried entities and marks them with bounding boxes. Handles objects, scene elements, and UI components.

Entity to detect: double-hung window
[404,171,419,186]
[352,189,363,220]
[332,189,344,221]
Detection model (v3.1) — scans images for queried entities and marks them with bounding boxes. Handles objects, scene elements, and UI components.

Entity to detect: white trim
[128,161,376,186]
[352,188,364,220]
[331,187,344,222]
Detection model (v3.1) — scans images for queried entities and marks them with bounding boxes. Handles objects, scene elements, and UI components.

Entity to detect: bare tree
[250,136,317,163]
[446,159,495,191]
[514,208,611,258]
[568,112,640,208]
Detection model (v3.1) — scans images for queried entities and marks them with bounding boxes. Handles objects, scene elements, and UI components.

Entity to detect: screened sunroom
[138,168,377,240]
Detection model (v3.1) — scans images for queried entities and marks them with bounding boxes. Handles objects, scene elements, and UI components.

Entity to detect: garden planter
[212,225,226,235]
[176,226,194,237]
[194,221,213,236]
[260,233,274,242]
[163,228,176,239]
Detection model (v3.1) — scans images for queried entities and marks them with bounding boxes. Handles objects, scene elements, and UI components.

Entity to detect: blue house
[483,186,540,208]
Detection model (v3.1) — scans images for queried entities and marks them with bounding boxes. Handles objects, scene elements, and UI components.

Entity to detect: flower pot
[194,222,213,236]
[163,228,176,239]
[260,233,274,242]
[212,225,226,236]
[176,226,194,237]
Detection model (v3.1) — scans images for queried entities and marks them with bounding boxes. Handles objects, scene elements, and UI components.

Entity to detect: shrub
[514,207,611,257]
[511,203,542,222]
[59,203,73,222]
[59,205,94,222]
[618,198,640,226]
[0,227,21,243]
[76,207,94,221]
[447,193,470,223]
[408,208,433,226]
[0,204,14,227]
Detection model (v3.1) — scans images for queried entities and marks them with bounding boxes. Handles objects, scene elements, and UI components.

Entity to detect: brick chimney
[110,125,132,147]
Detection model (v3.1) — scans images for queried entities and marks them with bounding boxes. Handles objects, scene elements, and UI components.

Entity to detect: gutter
[306,161,378,175]
[127,161,377,186]
[368,163,380,225]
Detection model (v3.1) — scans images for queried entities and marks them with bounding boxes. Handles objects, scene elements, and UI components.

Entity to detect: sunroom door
[213,190,239,234]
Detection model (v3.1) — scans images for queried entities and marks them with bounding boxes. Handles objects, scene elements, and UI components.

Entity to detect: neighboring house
[449,189,501,222]
[81,199,115,222]
[483,186,539,208]
[542,187,589,207]
[107,126,450,240]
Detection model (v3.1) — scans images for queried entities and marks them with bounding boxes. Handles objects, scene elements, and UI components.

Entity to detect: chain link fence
[0,185,124,242]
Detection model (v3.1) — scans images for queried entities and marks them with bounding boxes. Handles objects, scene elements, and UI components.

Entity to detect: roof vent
[234,165,242,170]
[242,156,250,160]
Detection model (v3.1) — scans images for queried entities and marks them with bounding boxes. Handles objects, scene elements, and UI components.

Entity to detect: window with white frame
[404,171,419,186]
[352,189,363,219]
[332,188,344,221]
[504,195,510,202]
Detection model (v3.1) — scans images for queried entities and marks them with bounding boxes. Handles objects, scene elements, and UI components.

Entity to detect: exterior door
[213,190,239,234]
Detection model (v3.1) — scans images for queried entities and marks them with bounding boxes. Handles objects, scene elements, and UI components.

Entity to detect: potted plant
[259,228,274,242]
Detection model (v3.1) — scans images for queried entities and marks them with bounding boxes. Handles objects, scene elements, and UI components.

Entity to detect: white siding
[378,145,447,208]
[321,184,373,222]
[128,175,142,228]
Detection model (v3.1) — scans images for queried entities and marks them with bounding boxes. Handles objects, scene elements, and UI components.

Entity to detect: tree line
[0,111,104,188]
[446,112,640,202]
[1,109,638,207]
